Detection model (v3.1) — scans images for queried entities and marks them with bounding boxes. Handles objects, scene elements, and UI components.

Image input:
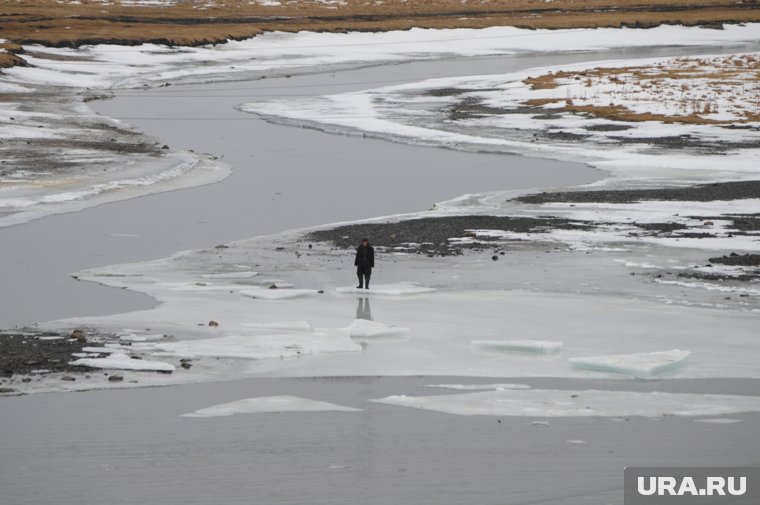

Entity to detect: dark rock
[214,244,229,249]
[709,253,760,267]
[515,181,760,205]
[0,387,16,393]
[491,255,499,261]
[208,320,219,327]
[61,376,76,382]
[70,329,87,343]
[108,375,124,382]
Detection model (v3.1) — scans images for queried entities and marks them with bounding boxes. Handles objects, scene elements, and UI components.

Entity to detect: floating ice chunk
[692,418,742,424]
[119,333,165,342]
[240,321,313,331]
[336,283,436,296]
[38,336,64,341]
[425,383,531,391]
[182,395,361,418]
[148,331,360,360]
[566,439,587,444]
[200,271,258,279]
[346,319,410,339]
[371,389,760,417]
[472,339,563,354]
[262,282,295,289]
[81,346,128,354]
[69,352,175,373]
[568,349,690,379]
[240,288,319,300]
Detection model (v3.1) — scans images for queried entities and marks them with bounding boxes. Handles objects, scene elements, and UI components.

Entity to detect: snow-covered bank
[241,50,760,185]
[2,25,760,226]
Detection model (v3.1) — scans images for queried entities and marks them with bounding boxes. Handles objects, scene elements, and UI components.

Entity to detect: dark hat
[361,238,369,242]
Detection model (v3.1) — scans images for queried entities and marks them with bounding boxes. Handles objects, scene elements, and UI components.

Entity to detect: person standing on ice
[354,238,375,289]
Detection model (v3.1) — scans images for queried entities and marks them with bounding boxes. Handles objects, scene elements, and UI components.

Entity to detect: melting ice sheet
[69,352,176,373]
[371,389,760,417]
[568,349,690,379]
[182,395,361,418]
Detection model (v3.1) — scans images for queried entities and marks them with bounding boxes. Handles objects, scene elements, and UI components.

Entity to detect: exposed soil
[1,0,758,53]
[514,180,760,204]
[307,215,591,256]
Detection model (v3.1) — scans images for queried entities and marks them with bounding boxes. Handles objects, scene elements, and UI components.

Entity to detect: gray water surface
[2,376,758,505]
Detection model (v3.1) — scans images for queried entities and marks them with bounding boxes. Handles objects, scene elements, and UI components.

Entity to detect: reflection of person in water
[356,296,372,321]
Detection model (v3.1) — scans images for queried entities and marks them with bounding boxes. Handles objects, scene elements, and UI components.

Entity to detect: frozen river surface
[5,46,734,327]
[3,42,760,505]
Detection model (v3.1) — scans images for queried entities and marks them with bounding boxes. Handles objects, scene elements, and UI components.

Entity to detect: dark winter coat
[354,244,375,269]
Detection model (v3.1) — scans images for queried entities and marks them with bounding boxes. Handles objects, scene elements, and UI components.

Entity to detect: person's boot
[357,276,363,289]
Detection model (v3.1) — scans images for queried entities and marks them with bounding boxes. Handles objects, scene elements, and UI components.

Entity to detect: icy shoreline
[2,25,760,226]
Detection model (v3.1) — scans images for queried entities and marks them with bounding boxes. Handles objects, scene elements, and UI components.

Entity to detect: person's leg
[356,266,364,288]
[364,268,371,289]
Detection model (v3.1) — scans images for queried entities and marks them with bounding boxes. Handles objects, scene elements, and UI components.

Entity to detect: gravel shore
[307,215,590,256]
[515,180,760,204]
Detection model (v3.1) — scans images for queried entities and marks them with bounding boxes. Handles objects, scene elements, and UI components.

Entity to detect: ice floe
[118,333,166,342]
[472,339,563,354]
[425,384,531,391]
[69,352,176,373]
[336,283,436,295]
[346,319,410,340]
[144,331,360,360]
[371,389,760,417]
[181,395,361,418]
[200,271,259,279]
[568,349,690,379]
[240,288,320,300]
[240,321,313,331]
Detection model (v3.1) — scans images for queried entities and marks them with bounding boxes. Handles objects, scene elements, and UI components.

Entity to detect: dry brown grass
[522,53,760,124]
[1,0,758,52]
[524,98,565,106]
[565,104,725,124]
